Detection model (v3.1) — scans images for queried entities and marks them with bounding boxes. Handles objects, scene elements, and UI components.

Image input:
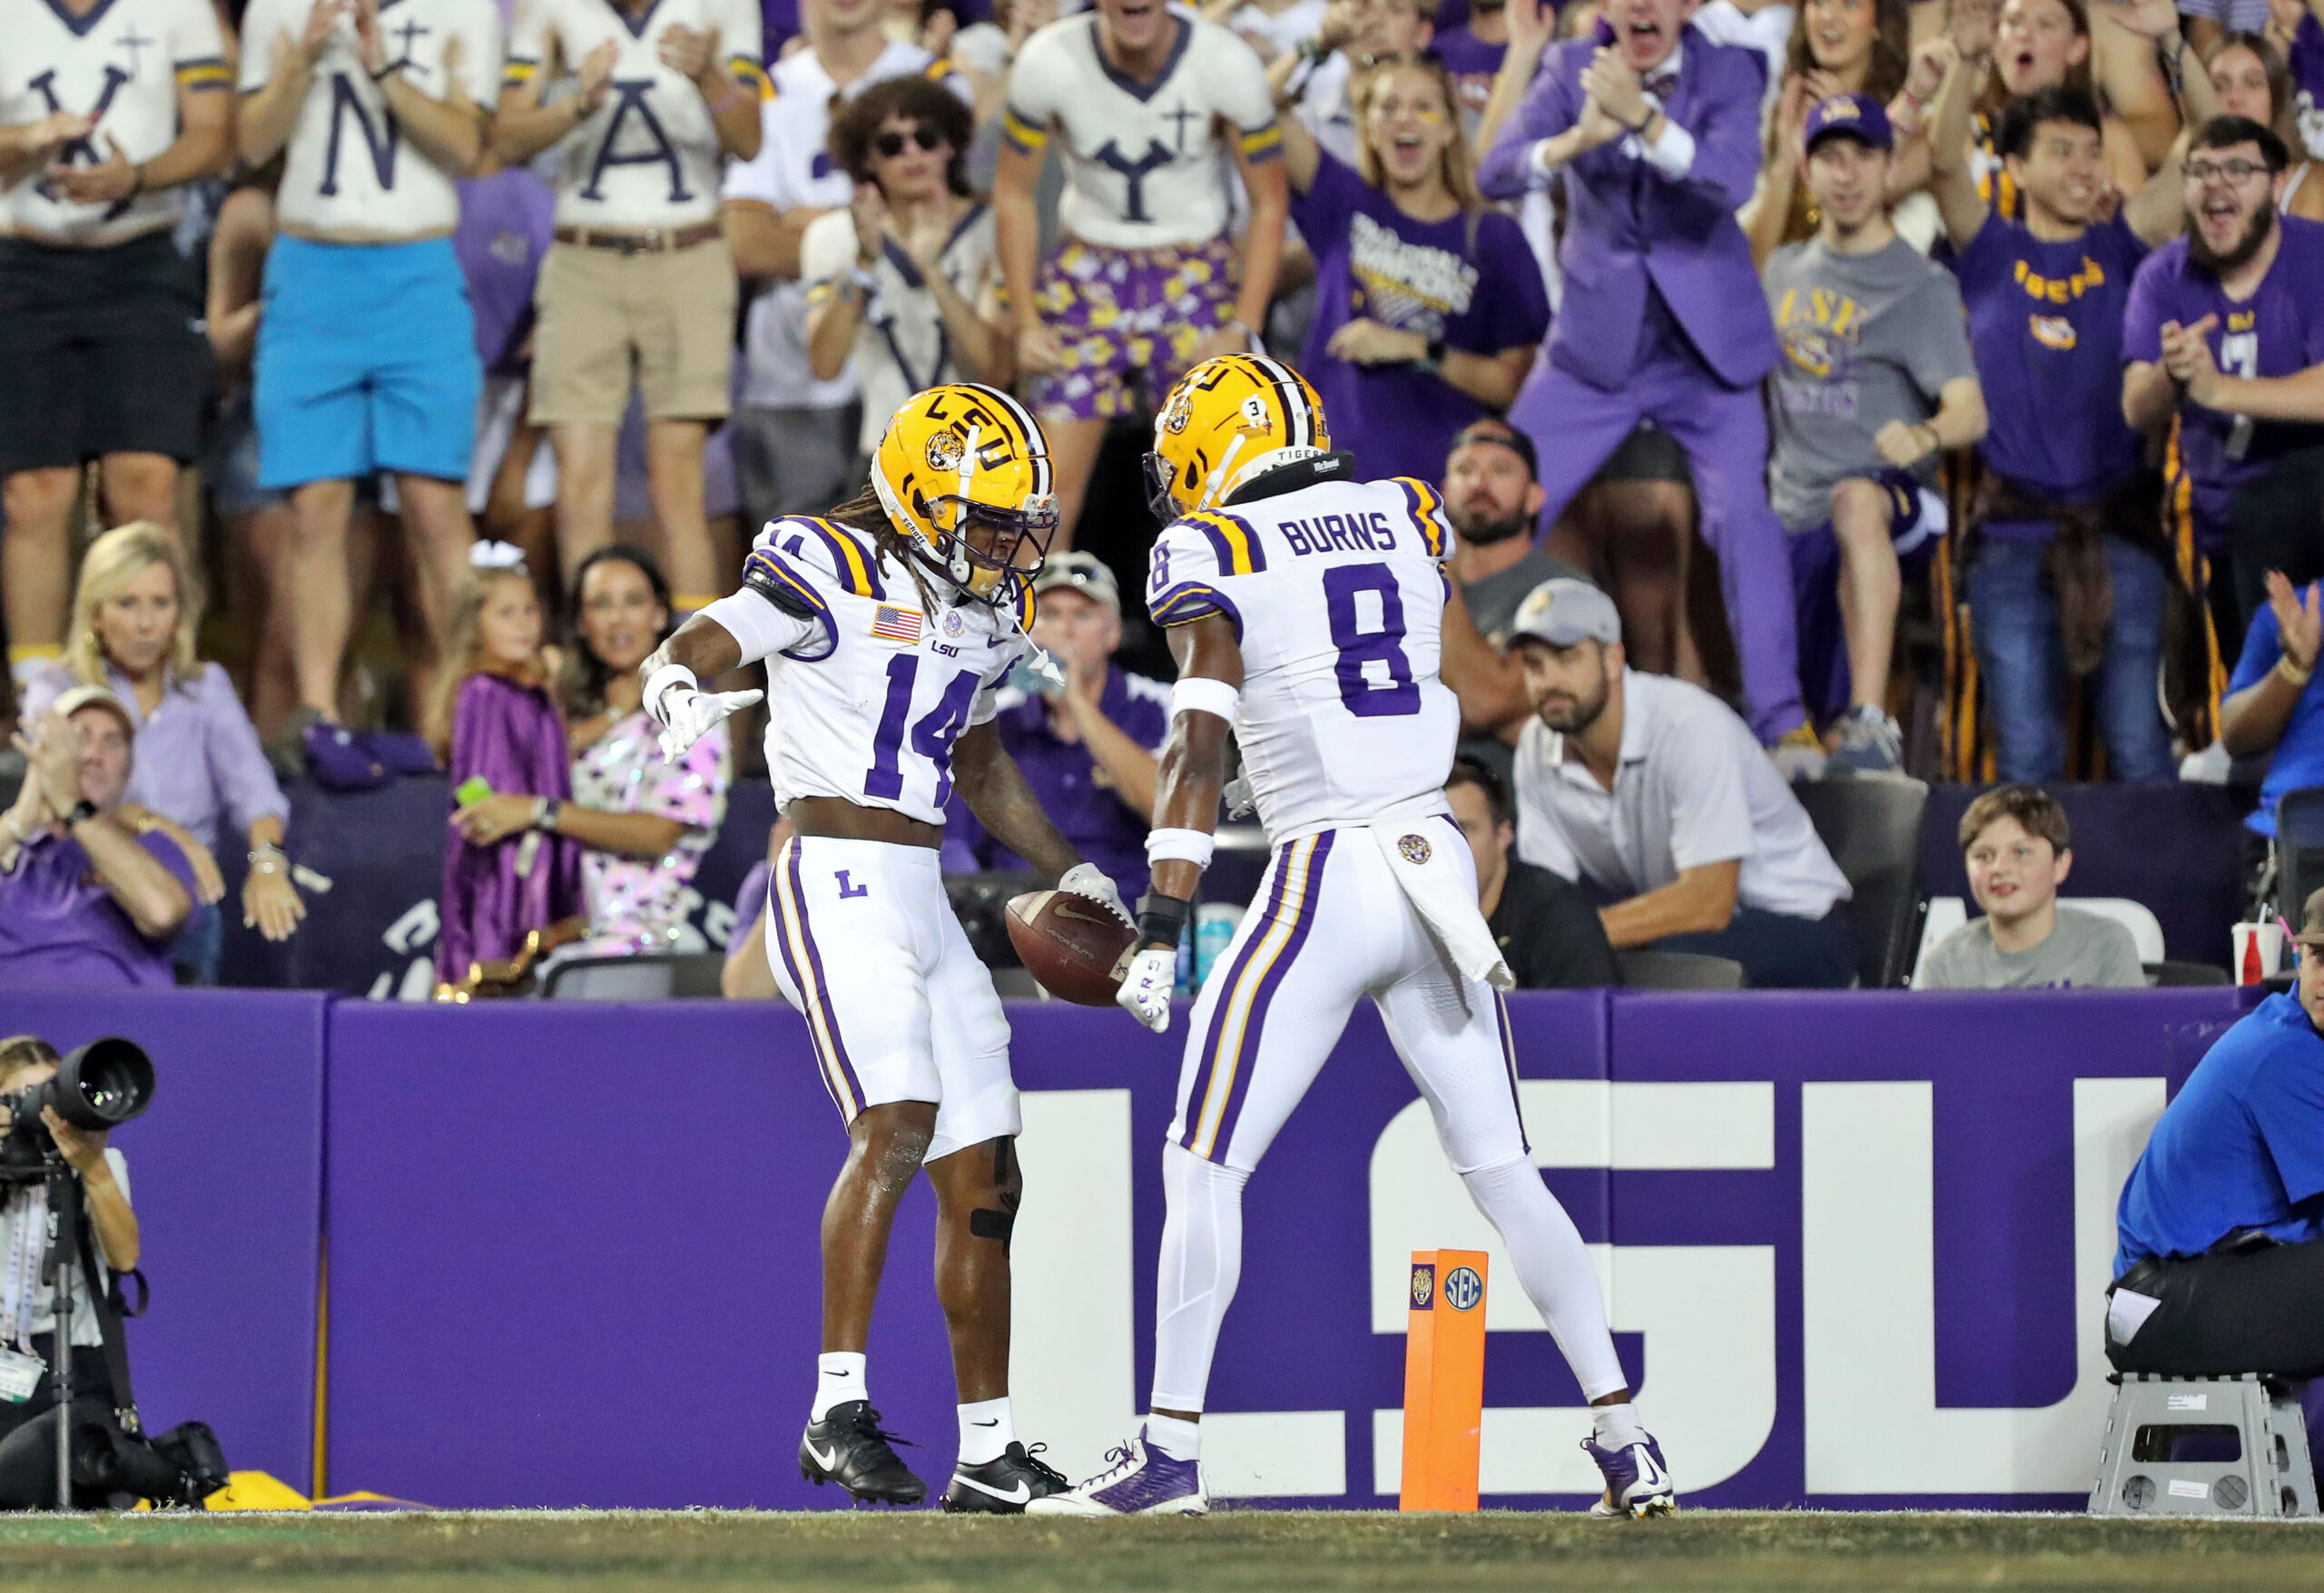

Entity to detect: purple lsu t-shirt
[1292,150,1551,486]
[1433,25,1507,126]
[2122,217,2324,549]
[940,666,1172,900]
[1954,209,2147,508]
[0,827,195,988]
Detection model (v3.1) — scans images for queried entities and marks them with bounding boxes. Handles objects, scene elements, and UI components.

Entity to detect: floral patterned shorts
[1027,234,1240,423]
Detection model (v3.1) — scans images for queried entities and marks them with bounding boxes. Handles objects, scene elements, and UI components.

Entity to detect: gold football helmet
[871,383,1059,605]
[1145,354,1332,520]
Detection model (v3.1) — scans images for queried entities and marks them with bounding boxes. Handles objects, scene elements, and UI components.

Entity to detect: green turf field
[1,1509,2322,1592]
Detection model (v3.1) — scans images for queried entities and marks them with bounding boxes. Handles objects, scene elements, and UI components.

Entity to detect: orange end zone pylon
[1400,1248,1488,1511]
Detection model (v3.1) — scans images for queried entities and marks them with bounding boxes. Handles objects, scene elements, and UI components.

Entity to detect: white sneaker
[1024,1432,1207,1516]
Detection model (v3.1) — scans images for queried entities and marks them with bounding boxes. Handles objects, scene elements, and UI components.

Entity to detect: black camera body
[0,1038,154,1184]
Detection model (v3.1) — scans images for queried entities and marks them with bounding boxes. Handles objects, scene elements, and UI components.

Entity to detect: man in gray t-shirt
[1916,782,2147,990]
[1759,93,1987,773]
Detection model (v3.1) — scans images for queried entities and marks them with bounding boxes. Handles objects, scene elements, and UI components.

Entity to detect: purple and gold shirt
[1954,209,2147,510]
[2122,217,2324,547]
[941,665,1171,900]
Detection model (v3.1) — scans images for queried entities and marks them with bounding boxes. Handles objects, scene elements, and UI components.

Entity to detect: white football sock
[1144,1411,1201,1462]
[1460,1156,1629,1400]
[1148,1143,1250,1417]
[1591,1401,1647,1451]
[812,1352,868,1421]
[958,1396,1014,1465]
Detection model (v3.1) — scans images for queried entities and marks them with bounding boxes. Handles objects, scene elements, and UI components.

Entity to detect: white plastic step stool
[2090,1373,2319,1518]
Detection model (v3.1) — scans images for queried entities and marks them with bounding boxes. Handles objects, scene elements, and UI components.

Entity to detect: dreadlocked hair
[827,487,945,615]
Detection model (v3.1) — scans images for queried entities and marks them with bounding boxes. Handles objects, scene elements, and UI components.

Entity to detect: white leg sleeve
[1148,1143,1251,1415]
[1461,1157,1630,1401]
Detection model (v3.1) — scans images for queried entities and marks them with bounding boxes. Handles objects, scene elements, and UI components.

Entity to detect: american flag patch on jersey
[870,605,924,644]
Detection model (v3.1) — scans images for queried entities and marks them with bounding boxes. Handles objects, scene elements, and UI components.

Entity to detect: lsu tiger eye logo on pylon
[1410,1263,1434,1310]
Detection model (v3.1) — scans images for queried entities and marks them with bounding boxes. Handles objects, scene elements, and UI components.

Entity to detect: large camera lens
[48,1037,154,1131]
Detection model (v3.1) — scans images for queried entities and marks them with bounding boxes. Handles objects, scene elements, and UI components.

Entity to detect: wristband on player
[1169,676,1240,723]
[1134,892,1194,954]
[643,663,698,723]
[1146,827,1216,869]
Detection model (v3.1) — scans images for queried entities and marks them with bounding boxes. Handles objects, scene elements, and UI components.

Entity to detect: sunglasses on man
[874,123,948,159]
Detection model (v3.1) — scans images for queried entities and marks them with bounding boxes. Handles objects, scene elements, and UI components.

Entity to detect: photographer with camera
[0,1037,136,1450]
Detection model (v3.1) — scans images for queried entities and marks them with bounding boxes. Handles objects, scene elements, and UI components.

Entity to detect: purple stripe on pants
[782,841,865,1116]
[1179,841,1301,1154]
[1203,831,1334,1164]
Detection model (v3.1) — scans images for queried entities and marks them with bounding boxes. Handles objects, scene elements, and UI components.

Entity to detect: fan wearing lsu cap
[1029,354,1677,1519]
[640,381,1131,1514]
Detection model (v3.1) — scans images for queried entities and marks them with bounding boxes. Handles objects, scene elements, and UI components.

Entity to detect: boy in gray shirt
[1762,93,1987,774]
[1918,783,2146,990]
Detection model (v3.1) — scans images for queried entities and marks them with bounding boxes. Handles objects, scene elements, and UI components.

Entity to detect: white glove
[1116,945,1176,1033]
[655,683,763,763]
[1058,861,1131,926]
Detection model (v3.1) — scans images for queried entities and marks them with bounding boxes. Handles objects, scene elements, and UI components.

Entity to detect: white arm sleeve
[697,589,821,666]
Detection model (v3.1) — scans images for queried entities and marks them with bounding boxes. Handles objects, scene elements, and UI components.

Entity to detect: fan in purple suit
[1478,0,1809,753]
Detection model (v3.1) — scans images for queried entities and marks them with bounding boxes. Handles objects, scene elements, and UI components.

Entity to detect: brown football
[1005,890,1138,1005]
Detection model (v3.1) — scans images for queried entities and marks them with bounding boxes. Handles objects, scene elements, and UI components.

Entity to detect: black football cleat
[940,1441,1071,1514]
[800,1401,926,1506]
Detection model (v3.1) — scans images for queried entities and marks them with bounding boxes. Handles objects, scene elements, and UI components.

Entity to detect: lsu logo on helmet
[1145,354,1331,521]
[872,383,1058,606]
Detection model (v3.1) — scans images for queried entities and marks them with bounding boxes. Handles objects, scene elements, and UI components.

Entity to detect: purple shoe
[1582,1432,1678,1518]
[1025,1432,1207,1516]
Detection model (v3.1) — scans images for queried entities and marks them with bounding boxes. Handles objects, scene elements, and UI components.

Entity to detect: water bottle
[1194,903,1244,989]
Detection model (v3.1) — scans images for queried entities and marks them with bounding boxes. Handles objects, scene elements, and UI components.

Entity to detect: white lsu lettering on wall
[1006,1078,2167,1500]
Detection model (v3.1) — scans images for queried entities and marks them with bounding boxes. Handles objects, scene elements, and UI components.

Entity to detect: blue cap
[1804,92,1893,153]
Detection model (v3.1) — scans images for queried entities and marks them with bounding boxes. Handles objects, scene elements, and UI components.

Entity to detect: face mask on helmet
[920,490,1059,604]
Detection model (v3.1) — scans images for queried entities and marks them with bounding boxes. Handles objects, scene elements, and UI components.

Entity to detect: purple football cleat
[1025,1432,1207,1516]
[1582,1432,1678,1519]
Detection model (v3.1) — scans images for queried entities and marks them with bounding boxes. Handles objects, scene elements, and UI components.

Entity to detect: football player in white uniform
[644,382,1130,1513]
[1031,355,1678,1519]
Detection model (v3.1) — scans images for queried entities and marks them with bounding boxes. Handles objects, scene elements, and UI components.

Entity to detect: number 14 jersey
[1145,459,1460,844]
[739,516,1029,827]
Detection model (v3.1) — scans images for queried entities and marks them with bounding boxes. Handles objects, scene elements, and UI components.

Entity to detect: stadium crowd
[2,0,2323,994]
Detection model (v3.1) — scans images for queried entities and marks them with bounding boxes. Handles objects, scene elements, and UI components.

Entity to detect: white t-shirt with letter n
[0,0,228,242]
[506,0,764,231]
[241,0,505,237]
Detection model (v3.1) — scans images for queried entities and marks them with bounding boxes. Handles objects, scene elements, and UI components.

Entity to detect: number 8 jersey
[728,515,1031,825]
[1145,461,1461,843]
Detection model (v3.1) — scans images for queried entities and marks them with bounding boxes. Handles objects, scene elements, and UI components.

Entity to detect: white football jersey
[1145,461,1461,843]
[721,42,965,411]
[505,0,764,230]
[0,0,228,242]
[241,0,504,237]
[739,516,1031,827]
[1001,12,1278,250]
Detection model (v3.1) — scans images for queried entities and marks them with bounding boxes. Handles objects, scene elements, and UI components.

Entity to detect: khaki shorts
[529,236,735,428]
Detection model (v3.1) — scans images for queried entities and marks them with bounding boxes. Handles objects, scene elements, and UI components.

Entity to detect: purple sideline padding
[320,993,1611,1508]
[0,989,325,1490]
[1609,987,2251,1509]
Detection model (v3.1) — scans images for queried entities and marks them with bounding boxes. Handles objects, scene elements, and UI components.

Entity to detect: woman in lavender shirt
[1277,51,1549,484]
[23,523,302,984]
